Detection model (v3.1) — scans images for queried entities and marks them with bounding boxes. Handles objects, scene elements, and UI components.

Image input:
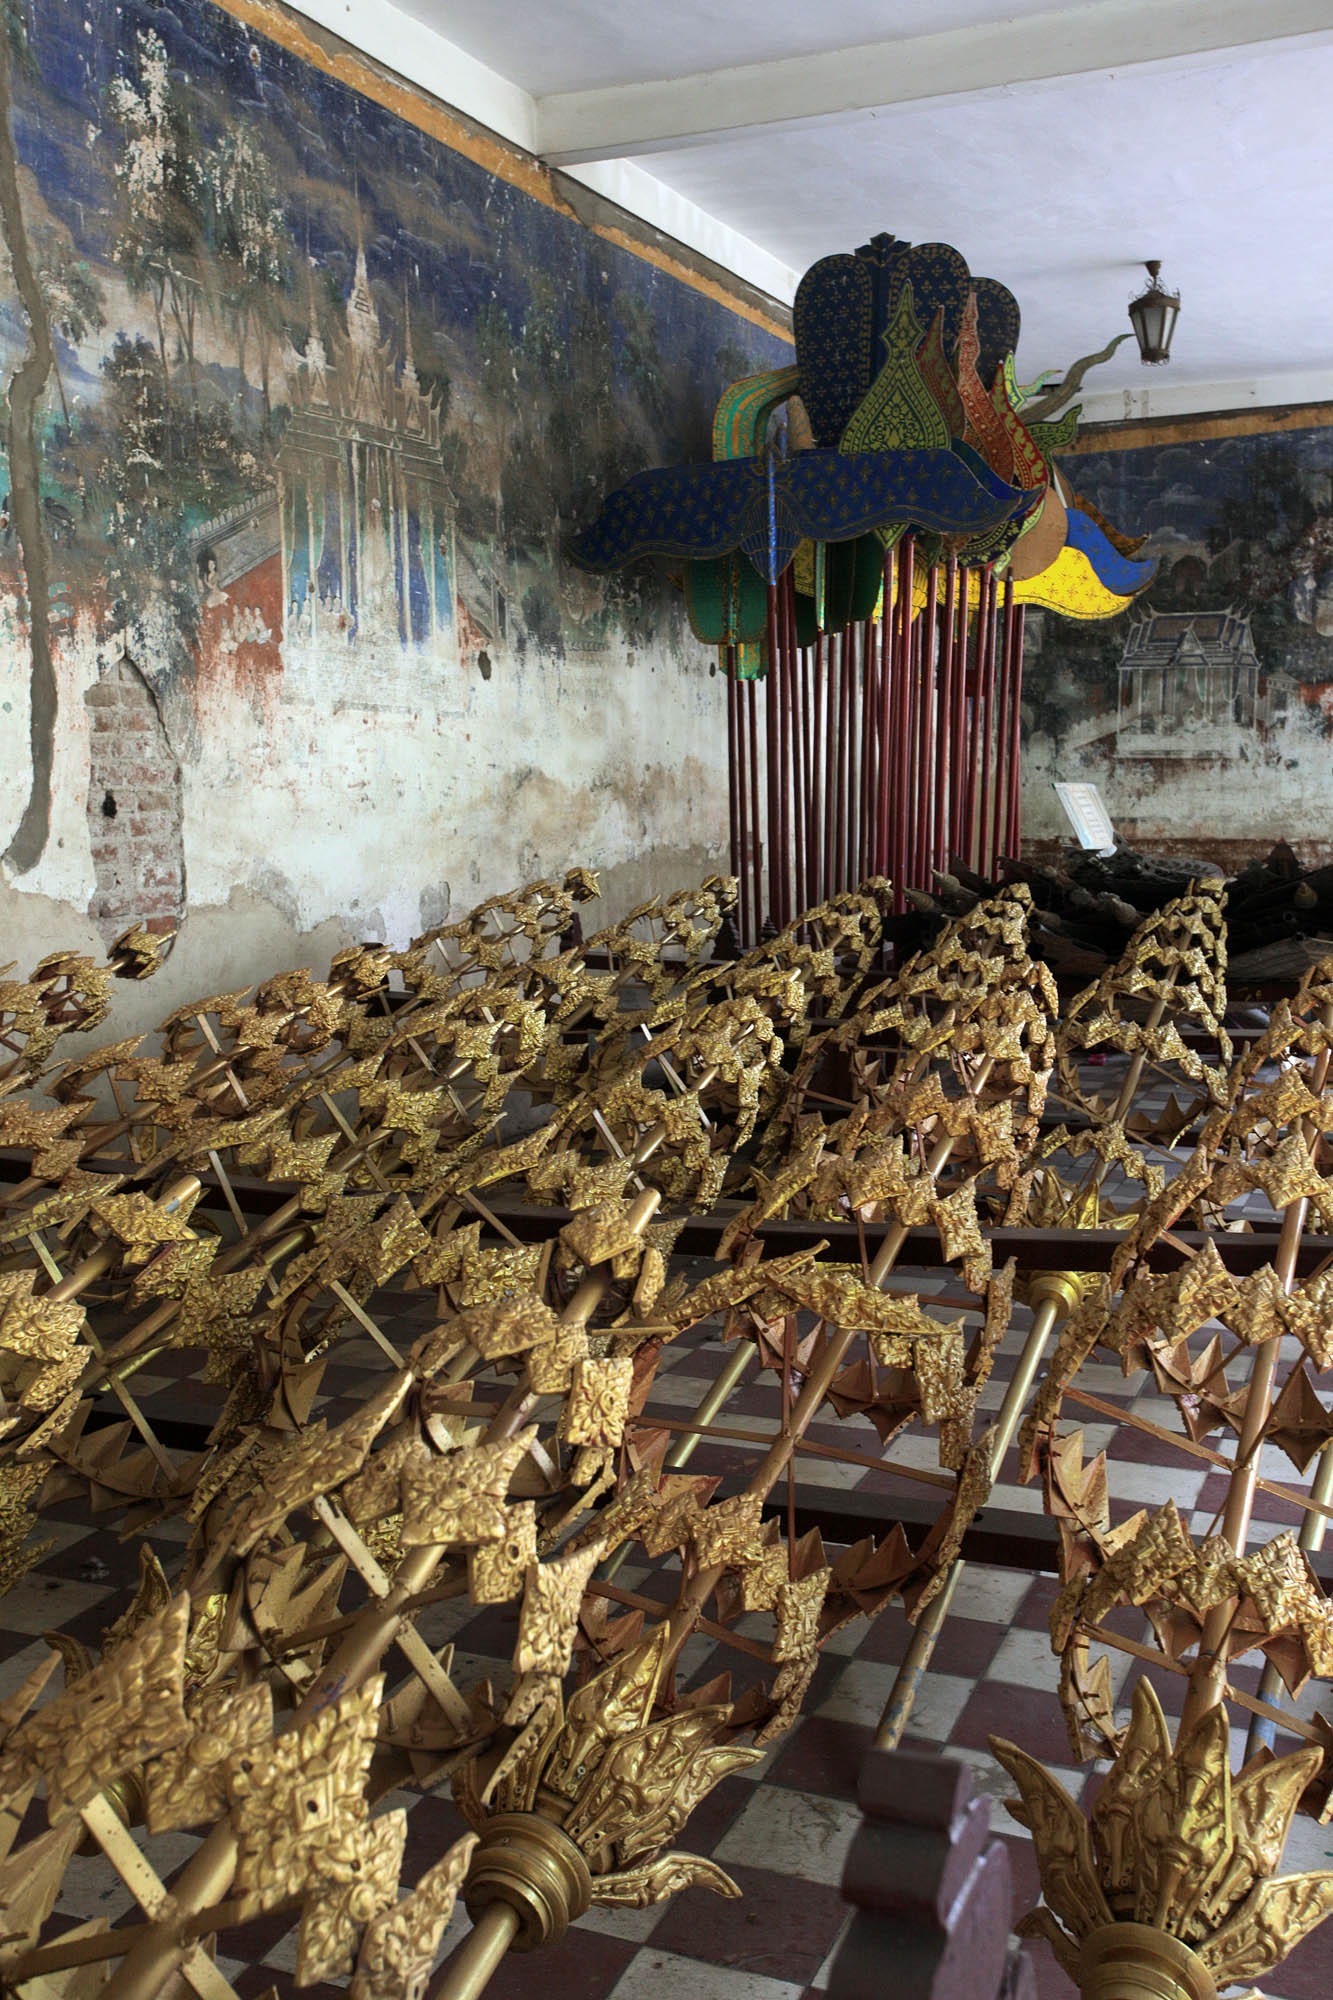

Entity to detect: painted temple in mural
[189,246,458,680]
[1116,609,1263,750]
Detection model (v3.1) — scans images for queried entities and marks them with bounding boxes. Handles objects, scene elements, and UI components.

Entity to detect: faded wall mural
[1023,420,1333,864]
[0,0,789,993]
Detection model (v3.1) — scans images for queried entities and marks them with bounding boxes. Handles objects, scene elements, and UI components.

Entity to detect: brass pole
[42,1175,200,1304]
[660,1094,987,1666]
[1245,996,1333,1754]
[1180,1189,1305,1736]
[889,969,1178,1756]
[661,1343,754,1472]
[1078,1920,1218,2000]
[102,1539,448,2000]
[430,1904,521,2000]
[1094,976,1178,1158]
[101,1201,651,2000]
[602,1341,754,1583]
[874,1275,1077,1749]
[1247,1434,1333,1756]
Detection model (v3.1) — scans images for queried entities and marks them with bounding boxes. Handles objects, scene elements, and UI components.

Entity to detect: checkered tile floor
[13,1184,1333,1995]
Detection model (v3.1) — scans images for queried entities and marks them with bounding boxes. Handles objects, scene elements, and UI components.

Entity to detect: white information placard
[1053,781,1116,855]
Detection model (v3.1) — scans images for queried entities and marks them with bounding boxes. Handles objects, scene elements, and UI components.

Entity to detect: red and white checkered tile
[10,1254,1331,2000]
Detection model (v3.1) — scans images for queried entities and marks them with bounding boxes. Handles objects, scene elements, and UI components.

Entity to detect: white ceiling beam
[1073,365,1333,427]
[290,0,539,152]
[286,0,798,303]
[537,0,1333,163]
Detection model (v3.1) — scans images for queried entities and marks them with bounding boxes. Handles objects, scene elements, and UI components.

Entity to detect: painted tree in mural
[209,123,294,433]
[99,27,291,631]
[107,30,211,431]
[0,0,57,873]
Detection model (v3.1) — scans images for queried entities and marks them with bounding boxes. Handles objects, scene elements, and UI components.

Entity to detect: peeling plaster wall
[0,0,791,1027]
[1021,413,1333,864]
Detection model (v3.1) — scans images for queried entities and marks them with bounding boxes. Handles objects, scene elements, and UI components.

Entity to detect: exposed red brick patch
[84,658,185,943]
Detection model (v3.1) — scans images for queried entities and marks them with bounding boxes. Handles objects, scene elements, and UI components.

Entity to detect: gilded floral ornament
[226,1372,411,1554]
[560,1355,633,1450]
[514,1538,606,1677]
[773,1567,830,1662]
[145,1680,274,1833]
[469,1502,538,1602]
[0,1459,52,1593]
[992,1680,1333,1988]
[690,1491,764,1569]
[0,1816,85,1964]
[454,1628,760,1946]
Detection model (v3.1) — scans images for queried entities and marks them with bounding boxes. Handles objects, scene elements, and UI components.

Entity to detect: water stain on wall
[0,0,790,950]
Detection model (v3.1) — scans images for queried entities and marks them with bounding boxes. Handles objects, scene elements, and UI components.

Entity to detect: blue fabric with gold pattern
[794,232,1022,447]
[1064,502,1158,596]
[565,446,1036,583]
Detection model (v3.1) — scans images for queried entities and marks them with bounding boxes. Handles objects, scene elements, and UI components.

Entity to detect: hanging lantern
[1128,260,1181,365]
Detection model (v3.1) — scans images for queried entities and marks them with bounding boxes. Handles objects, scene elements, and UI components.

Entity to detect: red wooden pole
[1007,604,1026,860]
[949,570,969,862]
[794,601,807,919]
[980,568,992,872]
[843,627,854,892]
[902,580,918,892]
[976,570,997,875]
[809,635,823,911]
[726,648,739,888]
[822,632,836,902]
[991,577,1016,870]
[839,624,853,893]
[857,612,874,886]
[732,652,740,948]
[876,552,896,888]
[911,577,927,890]
[906,574,923,892]
[876,566,891,881]
[934,558,957,877]
[748,676,762,947]
[781,573,796,922]
[981,567,1000,874]
[780,572,802,926]
[961,573,984,871]
[915,563,939,893]
[876,556,888,892]
[765,584,781,930]
[892,537,915,908]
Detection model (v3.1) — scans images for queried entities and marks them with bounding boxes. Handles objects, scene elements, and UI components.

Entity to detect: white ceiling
[292,0,1333,419]
[404,0,1072,96]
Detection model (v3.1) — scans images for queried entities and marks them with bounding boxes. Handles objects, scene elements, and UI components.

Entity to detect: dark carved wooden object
[829,1748,1034,2000]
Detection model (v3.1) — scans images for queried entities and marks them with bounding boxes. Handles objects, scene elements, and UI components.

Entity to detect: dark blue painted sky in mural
[1028,422,1333,729]
[12,0,787,418]
[0,0,790,656]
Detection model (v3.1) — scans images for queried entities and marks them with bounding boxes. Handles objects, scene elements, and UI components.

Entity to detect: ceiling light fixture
[1128,259,1181,365]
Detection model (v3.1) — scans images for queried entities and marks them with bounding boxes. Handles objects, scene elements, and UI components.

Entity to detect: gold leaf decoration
[226,1676,383,1915]
[515,1540,605,1676]
[468,1503,537,1603]
[295,1808,407,1984]
[145,1681,274,1834]
[350,1831,478,2000]
[593,1850,745,1907]
[400,1428,538,1547]
[0,1595,190,1819]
